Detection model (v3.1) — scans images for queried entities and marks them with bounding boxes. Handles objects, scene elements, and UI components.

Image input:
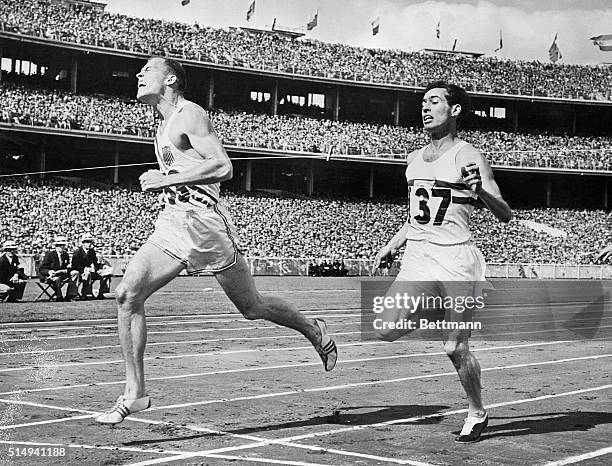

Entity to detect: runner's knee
[115,282,145,310]
[444,339,468,360]
[239,297,264,320]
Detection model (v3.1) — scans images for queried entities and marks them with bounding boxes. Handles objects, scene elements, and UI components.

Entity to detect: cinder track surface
[0,277,610,466]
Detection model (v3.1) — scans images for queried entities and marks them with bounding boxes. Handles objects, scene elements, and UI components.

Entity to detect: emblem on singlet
[161,146,174,166]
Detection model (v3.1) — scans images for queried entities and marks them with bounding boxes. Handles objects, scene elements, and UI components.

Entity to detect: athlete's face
[422,88,459,132]
[136,58,169,102]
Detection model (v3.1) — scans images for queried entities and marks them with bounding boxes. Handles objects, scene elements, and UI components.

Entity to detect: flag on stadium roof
[452,38,457,51]
[436,21,440,39]
[494,29,503,52]
[590,34,612,51]
[371,17,380,36]
[246,1,256,21]
[181,0,190,5]
[549,33,562,63]
[307,10,318,31]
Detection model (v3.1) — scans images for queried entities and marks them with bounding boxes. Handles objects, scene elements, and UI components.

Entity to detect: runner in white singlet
[372,81,512,443]
[95,57,337,426]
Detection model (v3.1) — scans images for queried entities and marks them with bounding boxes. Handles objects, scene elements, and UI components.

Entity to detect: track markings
[0,352,609,412]
[540,445,612,465]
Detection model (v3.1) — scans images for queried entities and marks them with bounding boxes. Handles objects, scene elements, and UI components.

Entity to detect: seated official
[0,240,27,302]
[96,252,113,296]
[71,234,109,300]
[39,236,79,302]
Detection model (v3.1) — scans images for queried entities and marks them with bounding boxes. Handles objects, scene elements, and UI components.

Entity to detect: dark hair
[424,80,471,122]
[152,57,187,93]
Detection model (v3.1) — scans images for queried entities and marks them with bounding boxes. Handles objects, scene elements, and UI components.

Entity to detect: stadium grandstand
[0,0,611,278]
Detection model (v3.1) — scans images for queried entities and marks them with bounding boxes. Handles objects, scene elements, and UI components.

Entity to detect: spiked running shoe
[95,395,151,425]
[314,318,337,371]
[455,412,488,443]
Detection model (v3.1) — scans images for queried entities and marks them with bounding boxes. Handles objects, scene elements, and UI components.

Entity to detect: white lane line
[540,446,612,466]
[0,339,607,395]
[0,439,336,466]
[0,308,362,327]
[150,354,612,412]
[128,452,337,466]
[0,322,362,343]
[1,338,609,376]
[3,384,608,466]
[0,352,608,410]
[0,333,372,356]
[0,314,363,334]
[0,326,363,343]
[3,298,608,330]
[276,384,612,443]
[0,404,421,465]
[3,311,609,335]
[4,311,611,345]
[4,298,610,339]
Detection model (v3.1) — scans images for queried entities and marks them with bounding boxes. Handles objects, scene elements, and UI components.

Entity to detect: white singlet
[154,100,219,210]
[404,141,477,245]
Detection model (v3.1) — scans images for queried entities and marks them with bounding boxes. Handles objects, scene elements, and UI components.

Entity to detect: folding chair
[35,276,70,302]
[35,280,57,302]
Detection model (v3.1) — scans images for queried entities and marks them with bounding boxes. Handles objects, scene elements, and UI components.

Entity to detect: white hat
[3,240,17,250]
[54,236,68,245]
[81,234,95,243]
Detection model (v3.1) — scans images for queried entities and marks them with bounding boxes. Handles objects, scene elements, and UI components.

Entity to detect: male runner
[372,81,512,442]
[96,57,337,424]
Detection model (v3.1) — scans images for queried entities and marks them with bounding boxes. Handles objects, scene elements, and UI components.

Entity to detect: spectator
[0,240,27,302]
[71,233,109,299]
[38,235,79,301]
[1,0,611,100]
[1,82,610,171]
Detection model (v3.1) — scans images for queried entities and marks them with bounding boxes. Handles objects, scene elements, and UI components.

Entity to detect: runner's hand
[461,162,482,194]
[371,244,397,275]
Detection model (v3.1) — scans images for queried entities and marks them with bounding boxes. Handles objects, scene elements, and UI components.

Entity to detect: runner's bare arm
[371,150,418,270]
[457,145,512,223]
[140,105,232,191]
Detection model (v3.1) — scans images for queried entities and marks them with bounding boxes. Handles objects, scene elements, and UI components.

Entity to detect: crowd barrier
[14,255,612,280]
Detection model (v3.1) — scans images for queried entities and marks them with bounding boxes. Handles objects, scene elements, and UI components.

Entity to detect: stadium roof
[237,25,305,40]
[60,0,107,11]
[418,48,484,59]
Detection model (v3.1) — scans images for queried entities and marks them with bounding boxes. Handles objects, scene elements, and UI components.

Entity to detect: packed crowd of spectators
[1,0,611,101]
[0,177,609,265]
[0,82,156,136]
[2,82,611,171]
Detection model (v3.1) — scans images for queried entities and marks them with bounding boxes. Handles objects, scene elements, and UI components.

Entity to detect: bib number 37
[409,186,451,225]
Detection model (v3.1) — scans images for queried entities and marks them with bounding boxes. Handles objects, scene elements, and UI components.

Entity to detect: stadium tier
[0,178,609,265]
[1,83,611,171]
[1,0,612,101]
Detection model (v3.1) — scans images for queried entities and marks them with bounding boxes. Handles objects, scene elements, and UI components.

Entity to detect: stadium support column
[113,143,119,184]
[39,148,46,180]
[605,178,609,210]
[207,74,215,110]
[306,160,314,196]
[70,55,78,93]
[394,93,400,126]
[514,108,519,132]
[271,80,278,116]
[572,109,577,134]
[546,179,552,207]
[368,164,374,198]
[0,48,2,82]
[245,160,252,192]
[333,86,340,121]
